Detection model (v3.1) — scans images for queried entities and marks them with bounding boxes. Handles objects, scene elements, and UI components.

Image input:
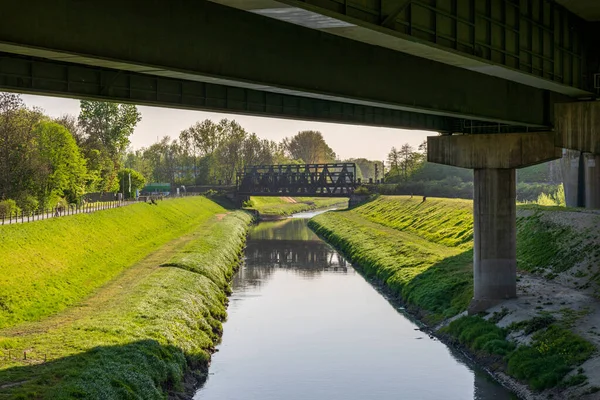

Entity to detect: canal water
[195,210,516,400]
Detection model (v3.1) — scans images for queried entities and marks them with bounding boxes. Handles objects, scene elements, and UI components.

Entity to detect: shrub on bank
[444,316,594,391]
[0,199,20,217]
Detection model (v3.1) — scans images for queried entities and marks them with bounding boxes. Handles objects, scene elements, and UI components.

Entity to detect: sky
[21,94,435,161]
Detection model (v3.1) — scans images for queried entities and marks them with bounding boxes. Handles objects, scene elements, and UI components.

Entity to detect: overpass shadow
[0,339,204,398]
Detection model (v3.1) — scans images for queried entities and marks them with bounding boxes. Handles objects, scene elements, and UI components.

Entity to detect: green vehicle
[141,183,171,195]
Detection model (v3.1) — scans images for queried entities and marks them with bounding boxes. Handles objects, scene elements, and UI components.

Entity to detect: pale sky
[21,94,434,161]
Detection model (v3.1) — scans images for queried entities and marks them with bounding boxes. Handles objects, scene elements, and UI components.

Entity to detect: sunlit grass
[0,210,252,398]
[309,196,473,323]
[0,197,228,329]
[310,195,596,390]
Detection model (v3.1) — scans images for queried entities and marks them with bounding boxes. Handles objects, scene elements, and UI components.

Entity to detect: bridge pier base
[471,168,516,313]
[428,133,560,313]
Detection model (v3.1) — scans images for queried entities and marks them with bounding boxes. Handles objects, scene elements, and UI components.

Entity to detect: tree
[179,119,224,181]
[0,93,45,203]
[386,147,400,181]
[78,101,141,191]
[117,168,146,199]
[345,158,383,181]
[214,121,247,184]
[398,143,415,181]
[78,101,141,157]
[32,121,88,207]
[282,131,336,163]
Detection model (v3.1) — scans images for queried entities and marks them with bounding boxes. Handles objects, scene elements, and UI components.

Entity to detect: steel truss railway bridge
[237,163,358,197]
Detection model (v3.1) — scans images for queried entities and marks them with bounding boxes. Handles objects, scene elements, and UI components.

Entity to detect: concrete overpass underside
[0,0,590,130]
[1,0,599,311]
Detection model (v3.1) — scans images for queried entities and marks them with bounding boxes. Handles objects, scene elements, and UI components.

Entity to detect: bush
[507,326,595,391]
[0,199,21,218]
[17,195,39,214]
[354,186,370,195]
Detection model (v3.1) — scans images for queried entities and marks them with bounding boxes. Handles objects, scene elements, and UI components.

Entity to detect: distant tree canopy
[282,130,336,164]
[344,158,384,181]
[123,122,339,187]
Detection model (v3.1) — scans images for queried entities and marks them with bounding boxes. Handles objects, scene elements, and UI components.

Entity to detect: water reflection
[196,216,517,400]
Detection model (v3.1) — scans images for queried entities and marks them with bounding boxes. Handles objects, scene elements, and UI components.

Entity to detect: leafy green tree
[33,121,88,207]
[117,168,146,199]
[78,101,141,157]
[282,131,336,163]
[215,121,247,184]
[0,94,46,203]
[78,101,141,191]
[386,147,400,181]
[179,119,224,181]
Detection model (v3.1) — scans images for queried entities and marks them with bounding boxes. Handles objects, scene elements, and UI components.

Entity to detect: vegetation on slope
[0,208,252,398]
[443,315,594,390]
[516,209,600,284]
[247,196,347,216]
[0,197,231,329]
[309,196,596,391]
[309,196,474,323]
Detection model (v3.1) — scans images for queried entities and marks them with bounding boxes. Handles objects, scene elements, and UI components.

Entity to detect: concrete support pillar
[428,132,560,313]
[472,168,517,312]
[560,149,584,208]
[555,102,600,209]
[584,153,600,209]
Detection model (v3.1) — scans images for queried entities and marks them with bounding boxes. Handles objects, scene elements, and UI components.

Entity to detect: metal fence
[0,200,126,225]
[0,192,213,226]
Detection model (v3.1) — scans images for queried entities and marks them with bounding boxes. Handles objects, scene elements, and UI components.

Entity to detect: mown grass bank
[309,196,597,394]
[246,196,347,217]
[0,204,252,398]
[0,197,228,329]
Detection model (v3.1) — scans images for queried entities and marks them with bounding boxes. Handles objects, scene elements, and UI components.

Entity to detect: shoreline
[252,201,348,221]
[312,231,530,399]
[0,203,253,398]
[307,196,600,400]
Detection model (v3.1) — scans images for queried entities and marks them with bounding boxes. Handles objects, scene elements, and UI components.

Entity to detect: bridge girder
[213,0,597,96]
[0,0,574,128]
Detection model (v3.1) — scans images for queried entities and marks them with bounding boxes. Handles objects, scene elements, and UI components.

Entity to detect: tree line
[0,93,142,214]
[2,93,388,215]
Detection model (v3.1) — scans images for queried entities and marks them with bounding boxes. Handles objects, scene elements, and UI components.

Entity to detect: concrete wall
[555,102,600,154]
[427,133,560,169]
[560,149,584,207]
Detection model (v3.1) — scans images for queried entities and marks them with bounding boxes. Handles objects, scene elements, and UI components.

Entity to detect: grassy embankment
[0,197,252,398]
[309,196,596,392]
[246,196,347,217]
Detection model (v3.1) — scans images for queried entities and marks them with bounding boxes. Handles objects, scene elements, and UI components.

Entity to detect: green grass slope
[309,196,596,391]
[0,197,228,329]
[309,196,473,323]
[0,210,252,398]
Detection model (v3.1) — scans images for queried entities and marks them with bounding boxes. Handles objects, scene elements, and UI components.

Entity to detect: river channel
[195,210,517,400]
